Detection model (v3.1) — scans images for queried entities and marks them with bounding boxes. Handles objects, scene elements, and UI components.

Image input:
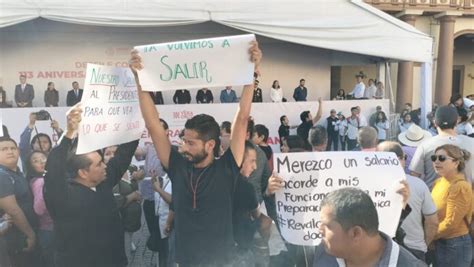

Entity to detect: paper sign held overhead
[274,151,405,246]
[134,34,256,91]
[76,64,145,154]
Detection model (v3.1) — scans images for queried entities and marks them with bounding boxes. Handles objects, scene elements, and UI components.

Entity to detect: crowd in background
[1,42,474,267]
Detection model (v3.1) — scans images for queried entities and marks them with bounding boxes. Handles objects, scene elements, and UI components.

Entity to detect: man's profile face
[82,152,107,185]
[319,205,350,258]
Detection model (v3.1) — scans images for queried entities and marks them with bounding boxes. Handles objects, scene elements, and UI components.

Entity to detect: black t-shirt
[233,176,259,249]
[167,148,241,265]
[0,165,37,249]
[278,125,290,145]
[297,121,313,143]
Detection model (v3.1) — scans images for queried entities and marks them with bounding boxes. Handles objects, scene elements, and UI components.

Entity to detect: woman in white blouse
[270,80,283,102]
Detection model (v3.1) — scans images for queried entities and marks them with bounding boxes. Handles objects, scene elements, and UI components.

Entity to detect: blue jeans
[435,234,472,267]
[38,229,55,267]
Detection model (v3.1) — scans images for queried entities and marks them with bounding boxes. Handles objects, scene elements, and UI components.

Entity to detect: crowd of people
[0,41,474,267]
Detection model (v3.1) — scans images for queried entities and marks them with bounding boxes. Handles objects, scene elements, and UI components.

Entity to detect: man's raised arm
[130,50,171,169]
[312,97,323,125]
[230,41,262,167]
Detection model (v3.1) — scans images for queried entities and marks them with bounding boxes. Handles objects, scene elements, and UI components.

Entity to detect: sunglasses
[430,155,454,162]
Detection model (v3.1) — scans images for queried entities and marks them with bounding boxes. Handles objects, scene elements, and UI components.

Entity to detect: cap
[435,105,458,128]
[337,112,343,116]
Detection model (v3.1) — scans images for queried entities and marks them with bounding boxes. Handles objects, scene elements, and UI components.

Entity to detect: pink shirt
[30,177,54,231]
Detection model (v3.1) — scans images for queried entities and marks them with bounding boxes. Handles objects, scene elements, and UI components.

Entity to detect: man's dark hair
[0,136,17,147]
[351,107,358,112]
[280,115,286,124]
[254,124,269,143]
[67,150,94,177]
[2,125,10,138]
[31,133,52,151]
[72,81,78,86]
[286,135,306,151]
[185,114,221,157]
[160,118,169,130]
[246,118,255,138]
[220,121,231,134]
[321,187,379,235]
[449,94,462,105]
[309,125,327,148]
[300,79,305,83]
[300,111,310,123]
[244,140,256,153]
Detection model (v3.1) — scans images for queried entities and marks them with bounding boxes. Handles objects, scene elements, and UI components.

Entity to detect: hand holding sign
[274,151,406,246]
[65,104,82,139]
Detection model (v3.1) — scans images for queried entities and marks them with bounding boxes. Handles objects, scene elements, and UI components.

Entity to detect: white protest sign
[77,64,145,154]
[274,151,405,246]
[134,34,255,91]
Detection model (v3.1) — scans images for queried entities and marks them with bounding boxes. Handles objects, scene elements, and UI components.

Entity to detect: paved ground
[128,219,157,267]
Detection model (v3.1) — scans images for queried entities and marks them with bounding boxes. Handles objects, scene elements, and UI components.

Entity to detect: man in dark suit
[14,75,35,107]
[173,89,191,104]
[66,81,83,107]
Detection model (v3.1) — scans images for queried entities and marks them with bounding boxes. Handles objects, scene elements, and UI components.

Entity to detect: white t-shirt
[364,85,377,99]
[350,82,366,99]
[456,122,474,136]
[270,87,283,102]
[401,175,437,252]
[154,174,172,239]
[375,121,390,140]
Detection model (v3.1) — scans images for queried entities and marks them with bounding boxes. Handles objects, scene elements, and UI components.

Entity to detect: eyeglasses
[430,155,454,162]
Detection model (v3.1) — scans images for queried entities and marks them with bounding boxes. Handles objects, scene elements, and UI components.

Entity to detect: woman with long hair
[375,111,389,143]
[26,151,55,266]
[431,144,472,267]
[44,82,59,107]
[399,111,414,133]
[270,80,283,103]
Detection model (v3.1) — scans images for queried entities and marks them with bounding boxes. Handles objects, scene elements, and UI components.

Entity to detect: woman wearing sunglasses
[431,144,472,267]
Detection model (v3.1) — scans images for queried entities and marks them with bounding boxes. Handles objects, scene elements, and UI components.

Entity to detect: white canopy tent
[0,0,433,125]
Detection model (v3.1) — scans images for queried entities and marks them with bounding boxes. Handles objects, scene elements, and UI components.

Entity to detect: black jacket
[44,137,138,267]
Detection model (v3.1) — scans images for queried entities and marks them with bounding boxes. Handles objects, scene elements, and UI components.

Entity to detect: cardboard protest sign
[77,64,145,154]
[274,151,405,246]
[134,34,255,91]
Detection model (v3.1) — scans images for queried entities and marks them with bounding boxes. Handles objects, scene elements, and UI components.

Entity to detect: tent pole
[420,60,433,129]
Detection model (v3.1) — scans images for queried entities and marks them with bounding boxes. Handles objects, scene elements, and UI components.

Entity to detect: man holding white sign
[129,38,261,266]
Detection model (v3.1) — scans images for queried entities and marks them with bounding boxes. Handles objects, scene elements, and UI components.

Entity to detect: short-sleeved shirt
[278,125,290,145]
[401,175,437,252]
[0,165,37,247]
[233,176,259,249]
[166,148,241,265]
[297,121,313,143]
[409,135,474,189]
